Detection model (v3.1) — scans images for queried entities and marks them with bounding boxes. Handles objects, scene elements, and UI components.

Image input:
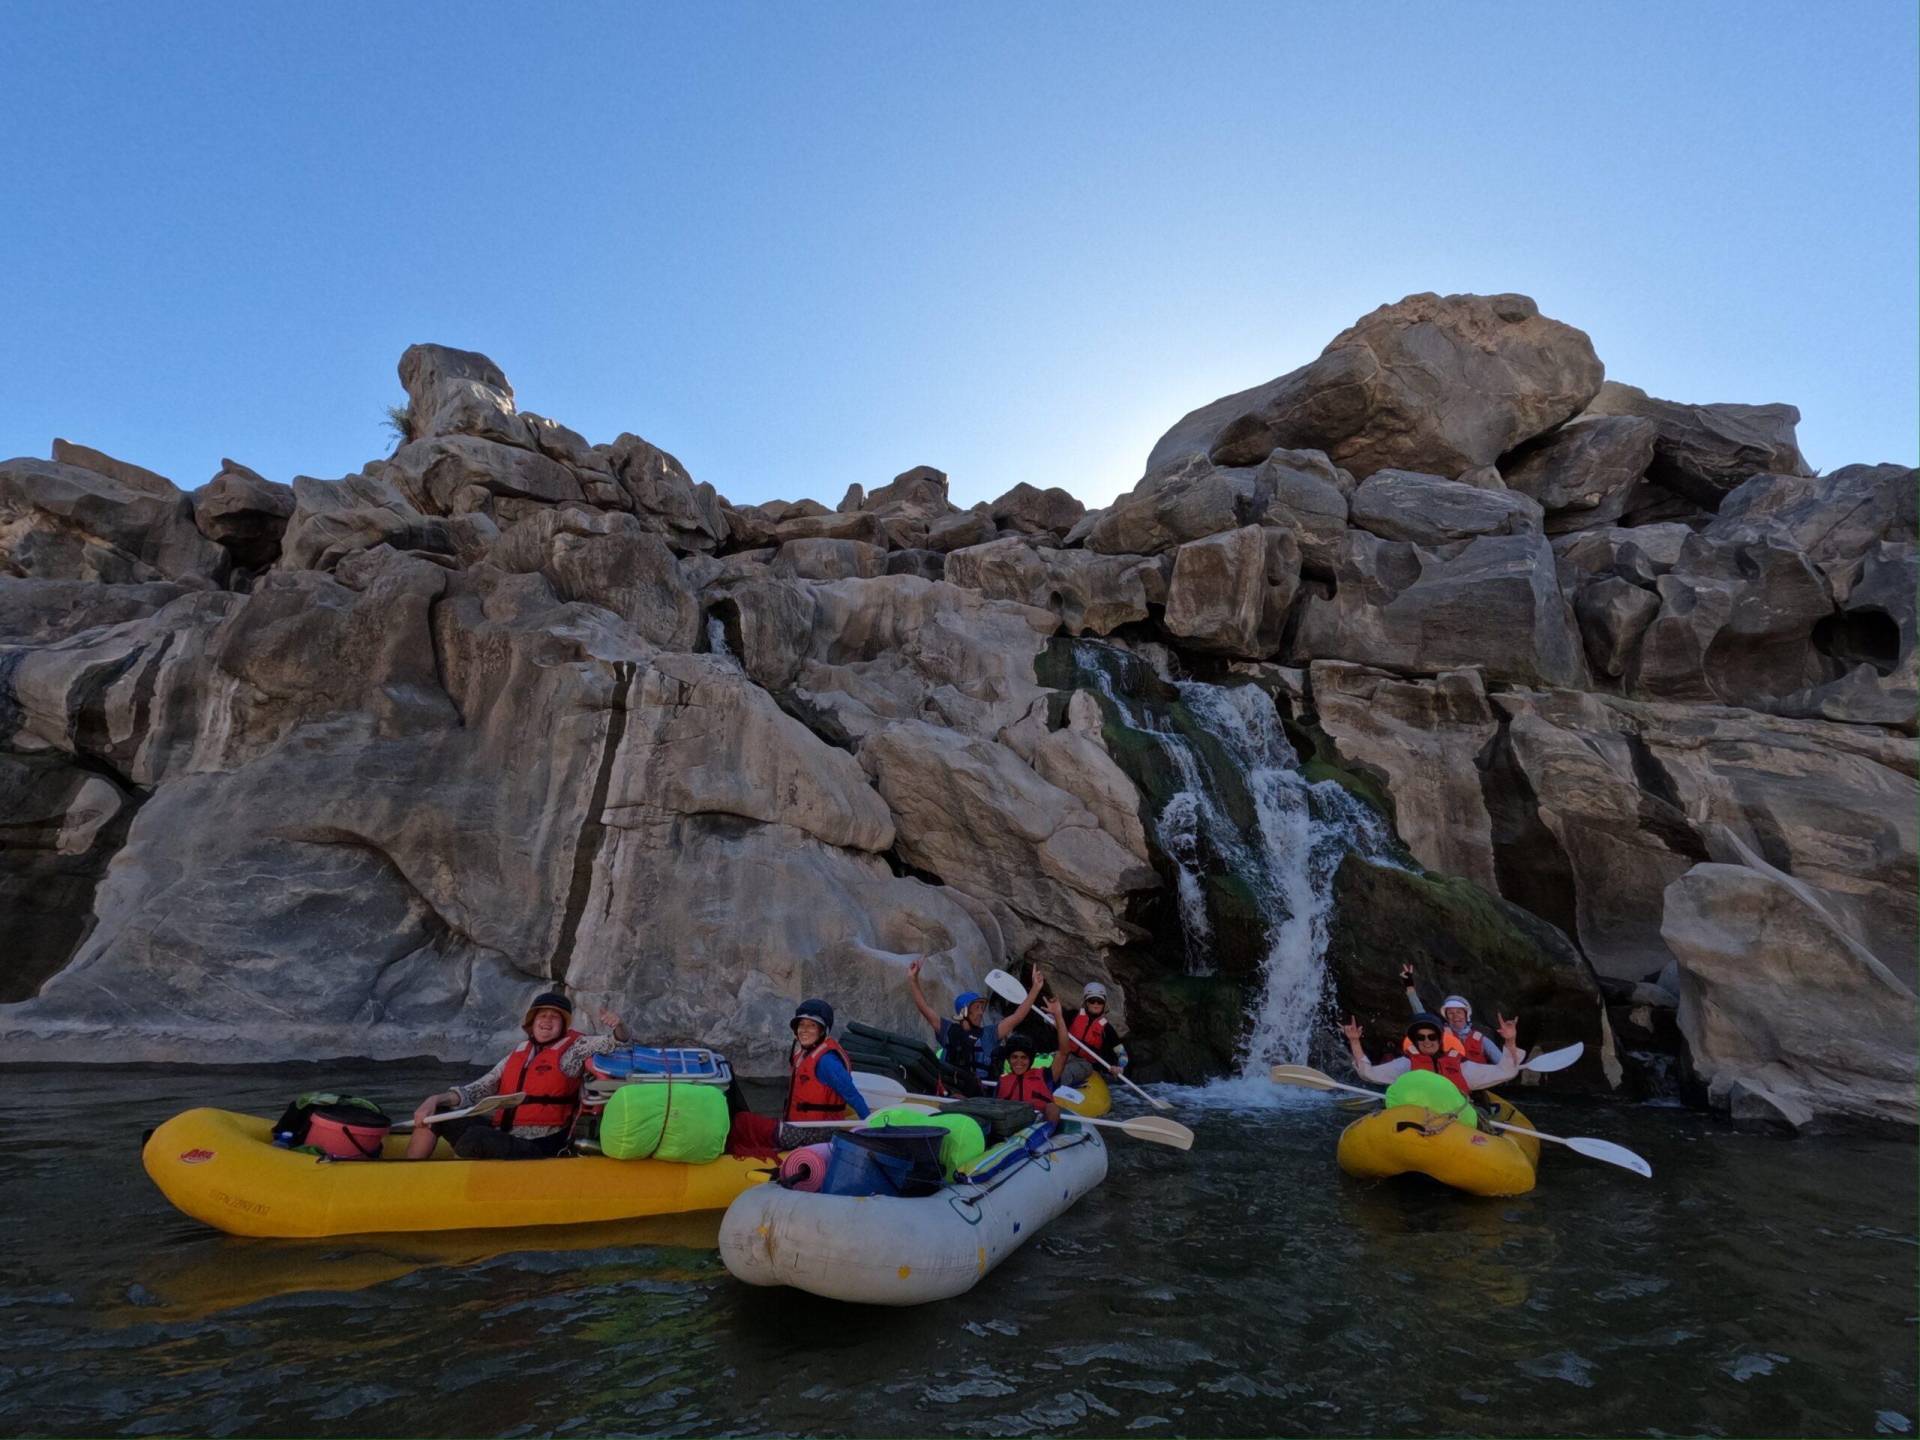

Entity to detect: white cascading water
[1069,641,1395,1077]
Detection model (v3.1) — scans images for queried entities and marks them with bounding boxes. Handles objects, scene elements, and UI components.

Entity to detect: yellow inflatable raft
[1058,1071,1112,1118]
[1336,1095,1542,1197]
[143,1108,768,1238]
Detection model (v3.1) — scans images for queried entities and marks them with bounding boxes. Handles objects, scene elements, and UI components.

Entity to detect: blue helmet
[953,991,986,1017]
[790,998,834,1034]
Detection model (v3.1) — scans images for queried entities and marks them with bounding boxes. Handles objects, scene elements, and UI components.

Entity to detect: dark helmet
[1002,1032,1039,1059]
[522,990,574,1030]
[789,998,835,1034]
[1406,1011,1446,1040]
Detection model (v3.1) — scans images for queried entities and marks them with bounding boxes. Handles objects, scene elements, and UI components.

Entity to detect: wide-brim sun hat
[522,990,574,1030]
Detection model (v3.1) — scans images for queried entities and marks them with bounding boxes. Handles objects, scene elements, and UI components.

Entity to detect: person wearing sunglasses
[1398,963,1506,1066]
[1339,1010,1520,1099]
[1060,981,1129,1088]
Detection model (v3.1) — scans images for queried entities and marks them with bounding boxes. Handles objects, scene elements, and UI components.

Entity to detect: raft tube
[1057,1071,1111,1118]
[1335,1095,1542,1197]
[143,1108,768,1238]
[718,1122,1107,1305]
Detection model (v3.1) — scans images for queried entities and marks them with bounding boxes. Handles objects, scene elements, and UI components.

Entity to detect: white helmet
[1082,981,1109,1001]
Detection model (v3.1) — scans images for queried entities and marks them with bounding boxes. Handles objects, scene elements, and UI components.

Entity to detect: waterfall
[1063,640,1395,1074]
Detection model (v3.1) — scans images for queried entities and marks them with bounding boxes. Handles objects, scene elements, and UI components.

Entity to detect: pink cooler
[305,1108,391,1160]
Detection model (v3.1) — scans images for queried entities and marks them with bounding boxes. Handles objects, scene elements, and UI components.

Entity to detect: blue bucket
[819,1127,947,1198]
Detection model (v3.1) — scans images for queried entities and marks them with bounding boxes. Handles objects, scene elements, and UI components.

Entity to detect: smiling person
[726,998,872,1157]
[994,996,1073,1124]
[1339,1011,1520,1101]
[406,990,630,1161]
[906,959,1043,1097]
[1060,980,1129,1089]
[1398,963,1506,1066]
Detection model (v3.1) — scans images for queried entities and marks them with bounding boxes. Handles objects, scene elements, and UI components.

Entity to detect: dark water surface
[1,1064,1913,1438]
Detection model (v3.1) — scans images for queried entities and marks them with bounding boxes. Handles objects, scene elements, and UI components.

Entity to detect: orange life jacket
[496,1031,585,1130]
[786,1037,853,1120]
[1068,1011,1109,1056]
[1407,1050,1472,1098]
[1453,1026,1493,1064]
[996,1067,1054,1112]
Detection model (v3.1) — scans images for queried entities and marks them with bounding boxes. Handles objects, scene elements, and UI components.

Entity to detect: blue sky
[3,3,1915,510]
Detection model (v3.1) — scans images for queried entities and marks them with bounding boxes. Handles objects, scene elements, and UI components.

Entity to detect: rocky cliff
[2,295,1912,1129]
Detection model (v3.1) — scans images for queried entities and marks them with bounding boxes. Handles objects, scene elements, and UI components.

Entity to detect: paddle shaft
[391,1092,526,1134]
[851,1071,1193,1149]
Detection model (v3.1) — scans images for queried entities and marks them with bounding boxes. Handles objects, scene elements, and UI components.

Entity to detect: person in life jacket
[994,996,1073,1122]
[726,998,873,1158]
[1059,980,1130,1088]
[1338,1011,1519,1101]
[405,991,630,1161]
[906,958,1043,1096]
[1399,963,1506,1066]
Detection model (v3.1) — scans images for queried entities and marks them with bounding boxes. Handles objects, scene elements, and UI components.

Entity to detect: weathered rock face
[1662,840,1917,1129]
[2,453,226,587]
[1580,381,1811,508]
[1292,530,1588,688]
[2,307,1911,1128]
[1146,292,1604,482]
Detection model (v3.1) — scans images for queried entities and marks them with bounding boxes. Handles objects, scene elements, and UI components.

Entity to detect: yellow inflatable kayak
[1058,1071,1112,1118]
[143,1108,768,1238]
[1336,1095,1541,1197]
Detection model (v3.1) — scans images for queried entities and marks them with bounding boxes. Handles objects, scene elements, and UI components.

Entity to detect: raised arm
[1462,1014,1521,1089]
[1340,1015,1407,1086]
[995,966,1044,1038]
[906,959,941,1033]
[1045,997,1070,1082]
[1400,962,1426,1015]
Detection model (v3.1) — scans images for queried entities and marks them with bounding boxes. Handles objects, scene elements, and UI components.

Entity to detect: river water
[2,1063,1913,1438]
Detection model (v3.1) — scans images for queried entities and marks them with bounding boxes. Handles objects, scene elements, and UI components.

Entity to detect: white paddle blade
[1566,1136,1653,1178]
[1053,1086,1086,1105]
[1521,1042,1584,1074]
[983,968,1028,1006]
[850,1072,908,1110]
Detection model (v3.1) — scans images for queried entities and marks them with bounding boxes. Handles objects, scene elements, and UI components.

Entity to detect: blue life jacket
[938,1019,996,1083]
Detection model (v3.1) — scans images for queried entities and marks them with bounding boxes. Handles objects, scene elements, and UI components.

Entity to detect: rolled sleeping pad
[777,1142,833,1192]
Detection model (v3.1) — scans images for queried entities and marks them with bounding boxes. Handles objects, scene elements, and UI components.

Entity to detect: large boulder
[1579,381,1811,507]
[1161,525,1299,658]
[489,508,702,650]
[385,434,584,516]
[1257,449,1355,576]
[989,483,1085,540]
[1087,460,1262,556]
[1501,416,1658,533]
[1292,530,1587,688]
[191,461,296,572]
[606,434,729,554]
[1765,540,1918,731]
[1308,663,1501,890]
[396,343,530,449]
[944,538,1166,636]
[1703,464,1917,593]
[859,720,1156,969]
[1662,843,1917,1129]
[278,471,494,573]
[1146,292,1604,482]
[1491,687,1918,985]
[1,455,227,588]
[1348,469,1543,545]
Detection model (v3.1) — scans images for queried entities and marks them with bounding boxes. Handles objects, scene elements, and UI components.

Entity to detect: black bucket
[820,1125,948,1198]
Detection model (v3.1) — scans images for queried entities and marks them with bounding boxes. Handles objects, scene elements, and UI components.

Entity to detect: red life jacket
[1068,1010,1108,1056]
[1406,1050,1472,1099]
[786,1037,854,1121]
[496,1031,585,1130]
[996,1066,1054,1112]
[1453,1027,1493,1064]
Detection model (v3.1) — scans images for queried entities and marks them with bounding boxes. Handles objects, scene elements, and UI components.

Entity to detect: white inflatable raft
[719,1122,1108,1305]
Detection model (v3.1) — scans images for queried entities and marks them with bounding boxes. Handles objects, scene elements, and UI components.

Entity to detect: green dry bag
[1383,1069,1478,1129]
[600,1082,729,1163]
[863,1106,987,1175]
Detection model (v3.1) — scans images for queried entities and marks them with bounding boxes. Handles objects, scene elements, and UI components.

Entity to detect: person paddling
[1339,1011,1519,1099]
[727,998,872,1156]
[1399,963,1506,1066]
[405,991,629,1161]
[1060,980,1130,1089]
[995,997,1073,1123]
[907,959,1044,1096]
